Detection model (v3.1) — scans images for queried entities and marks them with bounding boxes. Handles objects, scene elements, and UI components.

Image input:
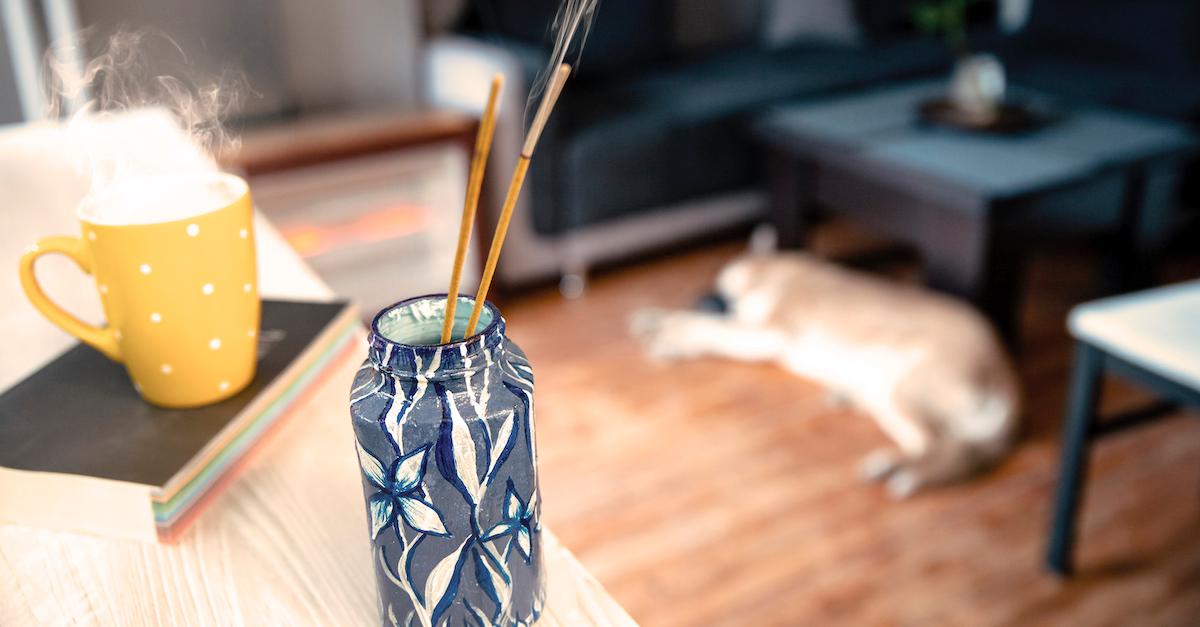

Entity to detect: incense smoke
[524,0,600,126]
[43,30,245,201]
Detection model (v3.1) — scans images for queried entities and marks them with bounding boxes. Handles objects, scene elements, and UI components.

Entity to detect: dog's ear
[749,223,777,256]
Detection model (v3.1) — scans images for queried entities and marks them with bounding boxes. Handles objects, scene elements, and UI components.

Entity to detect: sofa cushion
[997,1,1200,122]
[1004,53,1200,123]
[768,37,949,86]
[479,0,669,75]
[1020,0,1200,75]
[853,0,916,42]
[535,39,950,234]
[760,0,861,49]
[854,0,997,44]
[669,0,762,58]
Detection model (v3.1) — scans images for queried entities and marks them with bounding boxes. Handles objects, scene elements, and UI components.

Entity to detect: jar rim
[367,294,505,378]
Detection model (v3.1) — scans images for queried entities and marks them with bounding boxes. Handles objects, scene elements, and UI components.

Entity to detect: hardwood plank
[504,233,1200,626]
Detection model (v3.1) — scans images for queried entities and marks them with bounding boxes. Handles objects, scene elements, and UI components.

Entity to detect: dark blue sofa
[425,0,960,286]
[427,0,1198,288]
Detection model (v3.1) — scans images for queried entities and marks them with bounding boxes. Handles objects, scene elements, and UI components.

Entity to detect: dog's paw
[629,308,667,338]
[629,308,701,361]
[824,388,851,409]
[859,449,900,483]
[885,470,922,499]
[860,450,926,498]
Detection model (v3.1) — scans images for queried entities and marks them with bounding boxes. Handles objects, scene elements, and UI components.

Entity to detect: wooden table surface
[0,341,637,626]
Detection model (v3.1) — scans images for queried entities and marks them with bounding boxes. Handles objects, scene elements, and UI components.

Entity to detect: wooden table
[1,109,633,625]
[1048,280,1200,575]
[0,335,636,626]
[755,80,1196,340]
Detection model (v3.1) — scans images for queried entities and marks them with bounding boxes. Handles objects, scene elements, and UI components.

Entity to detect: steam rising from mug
[525,0,600,127]
[41,30,246,217]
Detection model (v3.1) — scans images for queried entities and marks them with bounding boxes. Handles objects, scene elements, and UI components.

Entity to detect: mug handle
[18,236,122,361]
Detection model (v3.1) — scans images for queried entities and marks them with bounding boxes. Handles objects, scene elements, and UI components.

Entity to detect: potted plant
[913,0,1005,120]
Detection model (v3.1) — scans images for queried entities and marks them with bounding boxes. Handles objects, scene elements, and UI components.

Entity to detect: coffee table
[755,80,1196,339]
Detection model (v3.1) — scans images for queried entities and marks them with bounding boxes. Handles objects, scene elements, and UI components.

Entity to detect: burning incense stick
[464,63,572,336]
[442,74,504,343]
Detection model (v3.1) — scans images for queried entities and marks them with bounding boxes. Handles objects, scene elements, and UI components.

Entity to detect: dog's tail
[963,362,1021,463]
[886,387,1018,498]
[884,367,1020,497]
[922,357,1020,452]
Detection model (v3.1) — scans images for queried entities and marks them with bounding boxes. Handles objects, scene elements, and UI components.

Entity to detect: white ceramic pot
[950,53,1006,117]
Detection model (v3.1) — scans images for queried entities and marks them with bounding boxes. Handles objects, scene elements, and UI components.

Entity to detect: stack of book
[0,300,359,542]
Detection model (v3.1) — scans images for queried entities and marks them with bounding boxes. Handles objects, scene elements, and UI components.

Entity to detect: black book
[0,299,359,542]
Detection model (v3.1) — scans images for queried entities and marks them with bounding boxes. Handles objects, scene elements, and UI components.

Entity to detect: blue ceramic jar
[350,295,544,626]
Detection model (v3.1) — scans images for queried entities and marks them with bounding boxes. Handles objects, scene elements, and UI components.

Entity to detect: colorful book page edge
[151,313,360,540]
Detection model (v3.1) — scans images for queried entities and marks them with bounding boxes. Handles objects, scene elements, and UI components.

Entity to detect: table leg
[1047,342,1104,576]
[1108,161,1181,293]
[766,148,815,249]
[1106,168,1152,292]
[920,210,1022,343]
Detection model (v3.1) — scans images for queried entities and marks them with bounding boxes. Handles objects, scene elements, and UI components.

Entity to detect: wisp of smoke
[42,30,245,196]
[525,0,599,127]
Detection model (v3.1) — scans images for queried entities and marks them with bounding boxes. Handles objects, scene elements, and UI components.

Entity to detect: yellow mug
[18,172,260,408]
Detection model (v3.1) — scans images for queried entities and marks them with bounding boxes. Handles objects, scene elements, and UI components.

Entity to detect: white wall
[277,0,422,112]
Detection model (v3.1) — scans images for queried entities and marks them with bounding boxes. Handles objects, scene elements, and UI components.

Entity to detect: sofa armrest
[423,35,558,284]
[424,35,546,106]
[423,35,546,167]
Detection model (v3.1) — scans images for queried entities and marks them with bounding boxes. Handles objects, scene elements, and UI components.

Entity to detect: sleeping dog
[632,252,1019,498]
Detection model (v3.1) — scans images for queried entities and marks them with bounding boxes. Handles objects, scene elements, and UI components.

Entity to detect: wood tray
[918,98,1053,135]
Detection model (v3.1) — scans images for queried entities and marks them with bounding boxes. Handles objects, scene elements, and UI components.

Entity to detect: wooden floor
[503,233,1200,626]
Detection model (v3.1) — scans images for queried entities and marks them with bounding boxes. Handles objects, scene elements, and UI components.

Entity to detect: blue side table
[1047,280,1200,575]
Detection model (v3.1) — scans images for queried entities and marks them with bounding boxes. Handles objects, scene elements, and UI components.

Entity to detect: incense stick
[464,64,572,336]
[441,74,504,343]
